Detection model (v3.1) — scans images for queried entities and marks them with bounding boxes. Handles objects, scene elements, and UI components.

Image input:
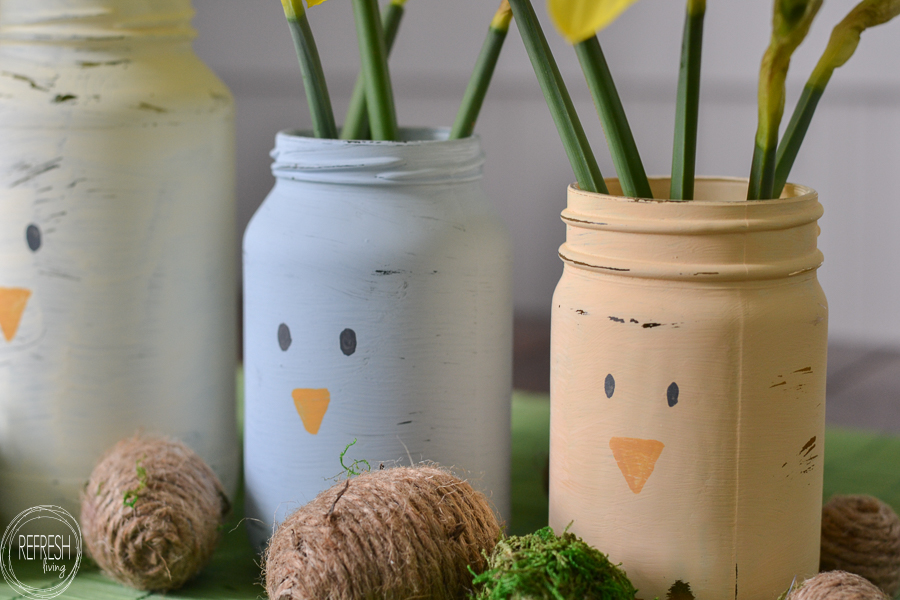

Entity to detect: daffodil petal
[306,0,328,7]
[548,0,640,43]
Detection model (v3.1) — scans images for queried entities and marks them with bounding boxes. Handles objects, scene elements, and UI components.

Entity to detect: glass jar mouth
[271,127,485,186]
[560,176,824,282]
[281,127,464,146]
[572,176,816,205]
[0,1,195,42]
[564,177,822,234]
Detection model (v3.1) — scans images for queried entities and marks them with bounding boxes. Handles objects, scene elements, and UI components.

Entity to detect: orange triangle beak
[0,287,31,342]
[292,388,330,435]
[610,436,665,494]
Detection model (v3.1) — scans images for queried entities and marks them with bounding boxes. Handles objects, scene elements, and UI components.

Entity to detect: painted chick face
[241,262,473,552]
[602,373,677,495]
[276,323,357,436]
[549,289,827,600]
[0,189,55,353]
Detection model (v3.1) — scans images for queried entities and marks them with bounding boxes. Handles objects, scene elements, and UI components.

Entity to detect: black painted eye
[26,224,41,252]
[604,374,615,398]
[667,382,679,407]
[340,328,357,356]
[278,323,292,351]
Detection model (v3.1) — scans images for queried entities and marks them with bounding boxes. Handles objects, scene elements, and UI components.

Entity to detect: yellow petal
[548,0,641,43]
[306,0,328,7]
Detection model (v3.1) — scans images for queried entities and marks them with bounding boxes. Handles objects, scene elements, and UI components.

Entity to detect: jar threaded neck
[0,0,195,42]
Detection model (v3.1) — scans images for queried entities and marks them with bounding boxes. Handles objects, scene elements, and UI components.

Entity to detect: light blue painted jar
[242,128,512,550]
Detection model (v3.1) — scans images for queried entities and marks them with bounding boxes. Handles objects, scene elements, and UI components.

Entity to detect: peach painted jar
[549,178,827,600]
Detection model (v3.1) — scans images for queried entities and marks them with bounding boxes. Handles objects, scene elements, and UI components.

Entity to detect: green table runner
[4,392,899,600]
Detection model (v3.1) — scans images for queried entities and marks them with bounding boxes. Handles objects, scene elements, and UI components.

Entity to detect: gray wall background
[191,0,900,347]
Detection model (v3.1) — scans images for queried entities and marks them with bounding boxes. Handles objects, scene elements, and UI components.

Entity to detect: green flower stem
[748,142,777,200]
[341,0,406,140]
[748,0,823,200]
[773,85,821,196]
[282,0,338,139]
[507,0,606,194]
[774,0,900,196]
[450,1,513,140]
[351,0,399,141]
[575,35,651,199]
[670,0,705,201]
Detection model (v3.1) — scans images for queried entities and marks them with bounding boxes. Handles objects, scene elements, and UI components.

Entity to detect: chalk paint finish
[0,0,238,524]
[550,178,827,600]
[243,129,512,550]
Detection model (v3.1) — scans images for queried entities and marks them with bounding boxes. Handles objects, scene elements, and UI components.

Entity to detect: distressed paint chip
[800,436,816,456]
[610,436,664,494]
[0,287,31,342]
[135,101,168,113]
[292,388,330,435]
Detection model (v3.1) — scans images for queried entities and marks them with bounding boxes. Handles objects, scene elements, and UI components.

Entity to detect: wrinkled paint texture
[0,0,238,525]
[242,129,513,551]
[549,178,828,600]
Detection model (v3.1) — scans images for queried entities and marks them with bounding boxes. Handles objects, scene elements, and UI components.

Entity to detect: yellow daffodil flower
[548,0,640,43]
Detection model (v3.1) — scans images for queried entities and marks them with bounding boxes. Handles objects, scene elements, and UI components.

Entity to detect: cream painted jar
[0,0,238,523]
[550,178,827,600]
[243,129,512,550]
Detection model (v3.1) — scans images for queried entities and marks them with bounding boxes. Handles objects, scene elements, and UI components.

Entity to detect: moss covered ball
[470,526,638,599]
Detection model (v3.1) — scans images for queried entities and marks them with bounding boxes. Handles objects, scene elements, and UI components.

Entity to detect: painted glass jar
[0,0,238,523]
[550,178,827,600]
[243,128,512,550]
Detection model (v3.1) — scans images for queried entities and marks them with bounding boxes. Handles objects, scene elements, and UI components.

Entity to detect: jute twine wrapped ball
[264,466,501,600]
[80,435,230,591]
[787,571,890,600]
[820,494,900,596]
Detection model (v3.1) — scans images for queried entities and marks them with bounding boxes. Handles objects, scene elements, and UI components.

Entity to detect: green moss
[470,526,638,600]
[666,580,694,600]
[339,438,371,477]
[122,458,148,508]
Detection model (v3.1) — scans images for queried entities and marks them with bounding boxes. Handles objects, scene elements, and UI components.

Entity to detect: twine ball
[820,494,900,596]
[787,571,889,600]
[80,435,230,591]
[264,466,501,600]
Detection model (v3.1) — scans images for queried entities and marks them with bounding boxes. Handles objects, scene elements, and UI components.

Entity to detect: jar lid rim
[271,127,485,185]
[569,177,817,204]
